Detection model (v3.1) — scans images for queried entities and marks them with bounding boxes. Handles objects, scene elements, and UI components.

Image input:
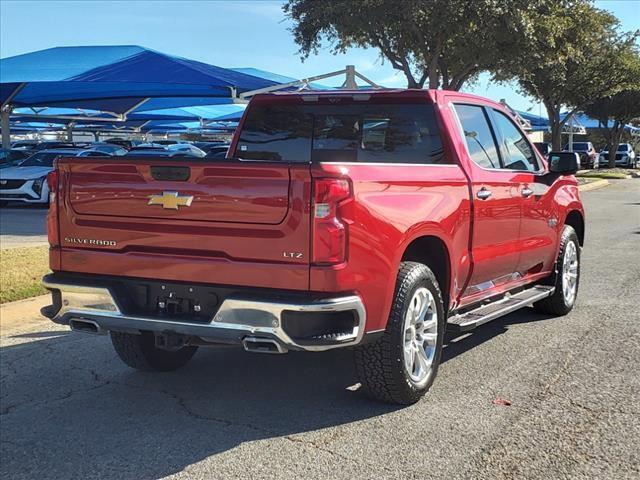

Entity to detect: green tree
[496,1,639,150]
[283,0,555,90]
[584,89,640,168]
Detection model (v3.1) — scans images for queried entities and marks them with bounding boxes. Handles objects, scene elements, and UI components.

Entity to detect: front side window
[492,110,539,172]
[453,104,501,169]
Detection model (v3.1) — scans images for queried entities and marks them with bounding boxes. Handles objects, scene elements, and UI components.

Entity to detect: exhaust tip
[69,319,106,335]
[242,336,288,354]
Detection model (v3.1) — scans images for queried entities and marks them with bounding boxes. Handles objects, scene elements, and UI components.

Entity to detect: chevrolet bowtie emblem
[148,191,194,210]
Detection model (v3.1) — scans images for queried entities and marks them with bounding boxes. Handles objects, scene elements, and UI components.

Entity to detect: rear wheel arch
[400,235,451,312]
[564,210,585,246]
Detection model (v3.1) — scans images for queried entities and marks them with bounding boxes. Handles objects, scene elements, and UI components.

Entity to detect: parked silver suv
[599,143,637,168]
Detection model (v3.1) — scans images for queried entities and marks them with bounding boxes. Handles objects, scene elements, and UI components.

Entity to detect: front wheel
[110,331,198,372]
[354,262,445,404]
[534,225,580,316]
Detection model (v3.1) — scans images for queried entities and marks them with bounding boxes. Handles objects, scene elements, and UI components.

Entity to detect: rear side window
[453,104,501,169]
[234,103,446,164]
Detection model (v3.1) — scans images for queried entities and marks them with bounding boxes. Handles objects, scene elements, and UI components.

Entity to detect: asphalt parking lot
[0,205,48,248]
[1,179,639,479]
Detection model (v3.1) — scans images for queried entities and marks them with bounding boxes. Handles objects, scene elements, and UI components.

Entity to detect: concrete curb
[0,295,50,333]
[578,179,609,192]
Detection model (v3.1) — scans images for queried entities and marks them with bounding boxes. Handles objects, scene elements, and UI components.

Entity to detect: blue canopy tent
[210,110,245,122]
[561,112,639,132]
[516,110,550,132]
[0,45,278,147]
[231,68,332,90]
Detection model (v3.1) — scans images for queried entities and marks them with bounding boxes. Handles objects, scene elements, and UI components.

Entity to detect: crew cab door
[449,102,523,300]
[488,108,558,276]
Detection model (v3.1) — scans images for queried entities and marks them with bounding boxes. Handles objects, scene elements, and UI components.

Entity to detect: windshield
[603,144,629,152]
[565,142,589,151]
[20,152,61,167]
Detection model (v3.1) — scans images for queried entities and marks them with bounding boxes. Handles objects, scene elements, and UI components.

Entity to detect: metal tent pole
[343,65,358,89]
[1,107,11,150]
[65,123,75,142]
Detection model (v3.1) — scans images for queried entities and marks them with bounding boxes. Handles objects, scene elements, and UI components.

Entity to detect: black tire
[110,331,198,372]
[354,262,445,405]
[533,225,580,316]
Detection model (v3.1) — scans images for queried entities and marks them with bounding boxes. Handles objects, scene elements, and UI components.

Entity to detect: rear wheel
[354,262,445,405]
[110,331,198,372]
[534,225,580,316]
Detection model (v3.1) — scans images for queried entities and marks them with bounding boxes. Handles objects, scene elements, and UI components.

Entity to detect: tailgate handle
[150,166,190,181]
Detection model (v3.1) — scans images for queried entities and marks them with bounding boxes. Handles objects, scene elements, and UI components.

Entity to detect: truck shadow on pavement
[1,307,552,480]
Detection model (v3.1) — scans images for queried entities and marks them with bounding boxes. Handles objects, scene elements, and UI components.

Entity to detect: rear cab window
[234,99,447,165]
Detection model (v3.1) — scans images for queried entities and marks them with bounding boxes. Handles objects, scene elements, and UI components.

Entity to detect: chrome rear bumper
[42,275,366,352]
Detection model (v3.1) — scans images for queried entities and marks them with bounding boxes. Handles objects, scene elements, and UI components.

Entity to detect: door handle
[476,188,492,200]
[521,187,534,198]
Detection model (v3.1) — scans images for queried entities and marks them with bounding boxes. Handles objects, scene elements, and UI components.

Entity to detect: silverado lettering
[64,237,117,246]
[42,90,585,405]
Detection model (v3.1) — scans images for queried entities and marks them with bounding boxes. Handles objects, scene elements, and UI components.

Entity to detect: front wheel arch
[564,210,584,246]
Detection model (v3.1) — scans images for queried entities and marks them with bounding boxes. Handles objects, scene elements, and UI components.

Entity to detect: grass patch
[577,177,601,185]
[0,246,50,304]
[577,171,629,179]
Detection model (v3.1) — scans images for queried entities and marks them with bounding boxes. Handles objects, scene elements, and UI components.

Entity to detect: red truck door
[488,108,558,277]
[448,102,523,300]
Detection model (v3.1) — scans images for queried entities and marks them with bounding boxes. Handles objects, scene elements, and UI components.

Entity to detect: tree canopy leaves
[284,0,640,151]
[283,0,556,90]
[583,89,640,167]
[495,0,640,149]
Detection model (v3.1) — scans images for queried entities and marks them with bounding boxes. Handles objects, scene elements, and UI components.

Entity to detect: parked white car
[0,148,85,206]
[598,143,636,168]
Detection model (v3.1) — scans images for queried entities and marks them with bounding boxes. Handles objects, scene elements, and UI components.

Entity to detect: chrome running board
[447,285,555,332]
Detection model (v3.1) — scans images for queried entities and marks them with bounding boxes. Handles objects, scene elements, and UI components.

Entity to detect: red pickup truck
[42,90,584,404]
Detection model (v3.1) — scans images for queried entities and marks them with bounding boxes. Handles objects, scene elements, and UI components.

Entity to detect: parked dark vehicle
[166,143,206,157]
[155,139,186,146]
[204,145,230,158]
[11,141,76,152]
[563,141,598,169]
[124,146,187,157]
[533,142,552,158]
[103,138,140,149]
[193,141,228,154]
[0,149,32,168]
[86,143,128,156]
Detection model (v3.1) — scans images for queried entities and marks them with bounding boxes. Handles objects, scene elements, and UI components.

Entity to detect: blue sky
[1,0,638,115]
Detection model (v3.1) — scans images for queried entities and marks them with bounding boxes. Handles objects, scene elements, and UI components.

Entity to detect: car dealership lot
[0,206,47,249]
[1,179,639,479]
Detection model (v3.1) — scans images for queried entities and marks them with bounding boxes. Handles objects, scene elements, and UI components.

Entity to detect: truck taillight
[46,170,59,247]
[312,178,351,265]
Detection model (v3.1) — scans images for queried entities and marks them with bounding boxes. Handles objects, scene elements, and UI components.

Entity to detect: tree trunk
[608,123,623,169]
[545,103,562,151]
[405,76,420,89]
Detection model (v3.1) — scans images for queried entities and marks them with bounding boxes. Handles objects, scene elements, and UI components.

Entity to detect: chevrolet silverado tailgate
[55,157,311,290]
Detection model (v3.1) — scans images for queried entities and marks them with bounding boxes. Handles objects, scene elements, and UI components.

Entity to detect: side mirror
[548,151,579,175]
